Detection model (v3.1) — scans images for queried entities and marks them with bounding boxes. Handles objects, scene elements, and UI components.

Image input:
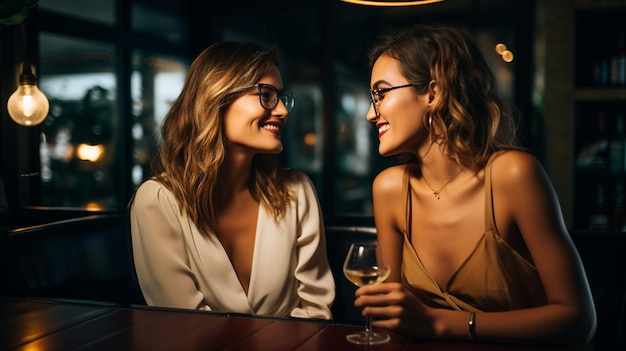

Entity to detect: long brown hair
[368,24,523,170]
[150,42,295,235]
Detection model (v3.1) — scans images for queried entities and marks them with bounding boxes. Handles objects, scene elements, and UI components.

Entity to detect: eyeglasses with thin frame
[231,83,295,113]
[370,84,418,116]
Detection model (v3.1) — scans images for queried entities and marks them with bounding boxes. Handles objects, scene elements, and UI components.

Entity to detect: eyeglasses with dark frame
[370,84,418,116]
[231,83,296,113]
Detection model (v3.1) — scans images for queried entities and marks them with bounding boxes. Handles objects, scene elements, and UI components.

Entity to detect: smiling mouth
[262,123,282,134]
[377,123,389,138]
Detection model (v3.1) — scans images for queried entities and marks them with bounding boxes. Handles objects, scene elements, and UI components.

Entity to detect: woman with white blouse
[129,42,335,319]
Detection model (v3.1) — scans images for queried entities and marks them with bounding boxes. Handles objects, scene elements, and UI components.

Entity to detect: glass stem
[365,315,373,334]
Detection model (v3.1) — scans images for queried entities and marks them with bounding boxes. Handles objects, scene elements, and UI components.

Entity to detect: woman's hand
[354,282,442,338]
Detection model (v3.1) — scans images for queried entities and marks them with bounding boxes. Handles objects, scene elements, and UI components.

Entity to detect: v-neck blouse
[401,152,547,312]
[130,171,334,319]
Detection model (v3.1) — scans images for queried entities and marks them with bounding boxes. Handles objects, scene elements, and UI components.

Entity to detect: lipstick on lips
[262,121,283,135]
[376,122,389,139]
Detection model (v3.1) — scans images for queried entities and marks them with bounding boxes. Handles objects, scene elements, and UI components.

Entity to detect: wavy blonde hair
[150,42,295,235]
[368,24,524,170]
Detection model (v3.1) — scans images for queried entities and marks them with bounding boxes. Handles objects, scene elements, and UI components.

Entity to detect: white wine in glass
[343,242,391,345]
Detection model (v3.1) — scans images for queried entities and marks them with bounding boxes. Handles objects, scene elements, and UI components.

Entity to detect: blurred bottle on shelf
[576,111,608,168]
[609,114,626,173]
[588,182,610,231]
[613,181,626,232]
[594,55,609,87]
[610,29,626,86]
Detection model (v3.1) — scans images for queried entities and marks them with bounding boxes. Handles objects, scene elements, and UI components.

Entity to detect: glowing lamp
[77,143,104,162]
[7,62,49,127]
[340,0,443,6]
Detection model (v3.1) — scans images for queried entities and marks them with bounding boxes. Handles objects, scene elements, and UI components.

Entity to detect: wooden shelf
[575,88,626,101]
[576,0,626,9]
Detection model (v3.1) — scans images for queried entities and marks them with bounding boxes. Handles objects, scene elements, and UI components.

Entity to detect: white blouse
[130,172,335,319]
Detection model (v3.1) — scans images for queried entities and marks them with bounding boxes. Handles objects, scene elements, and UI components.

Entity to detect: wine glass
[342,242,391,345]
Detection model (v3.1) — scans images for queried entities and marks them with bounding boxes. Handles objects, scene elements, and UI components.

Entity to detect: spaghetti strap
[484,151,505,233]
[403,166,412,237]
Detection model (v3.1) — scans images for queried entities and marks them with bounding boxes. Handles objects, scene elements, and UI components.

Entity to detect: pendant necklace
[422,168,462,200]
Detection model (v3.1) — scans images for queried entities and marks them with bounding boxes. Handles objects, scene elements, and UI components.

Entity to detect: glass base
[346,330,390,345]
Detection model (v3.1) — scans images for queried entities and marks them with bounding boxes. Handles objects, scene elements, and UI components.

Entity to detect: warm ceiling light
[501,50,514,62]
[341,0,444,6]
[495,43,507,55]
[495,43,514,63]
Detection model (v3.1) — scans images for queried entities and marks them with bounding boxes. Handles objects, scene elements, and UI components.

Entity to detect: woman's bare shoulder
[373,164,411,196]
[490,150,545,185]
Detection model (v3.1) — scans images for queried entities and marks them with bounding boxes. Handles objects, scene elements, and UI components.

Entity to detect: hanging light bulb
[7,62,49,127]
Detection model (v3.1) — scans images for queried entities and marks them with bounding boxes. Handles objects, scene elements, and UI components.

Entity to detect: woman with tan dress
[353,24,596,346]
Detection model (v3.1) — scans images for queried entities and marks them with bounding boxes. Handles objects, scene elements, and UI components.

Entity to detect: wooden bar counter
[0,297,581,351]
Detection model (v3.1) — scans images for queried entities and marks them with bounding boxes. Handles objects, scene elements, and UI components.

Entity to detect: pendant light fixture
[2,0,49,127]
[7,60,49,126]
[340,0,444,6]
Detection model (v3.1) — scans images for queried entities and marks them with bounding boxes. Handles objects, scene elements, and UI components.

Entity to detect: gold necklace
[421,168,462,200]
